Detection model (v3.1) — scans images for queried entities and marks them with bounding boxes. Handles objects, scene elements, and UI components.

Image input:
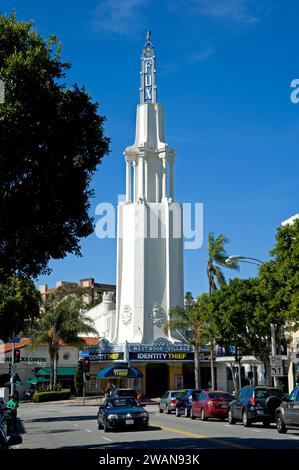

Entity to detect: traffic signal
[14,349,21,363]
[83,357,90,373]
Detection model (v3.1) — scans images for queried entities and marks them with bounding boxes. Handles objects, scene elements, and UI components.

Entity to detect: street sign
[270,355,283,368]
[271,366,284,377]
[8,338,20,343]
[291,351,299,364]
[80,351,90,358]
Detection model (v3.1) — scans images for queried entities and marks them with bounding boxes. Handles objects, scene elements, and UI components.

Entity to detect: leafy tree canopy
[0,275,40,341]
[0,13,110,281]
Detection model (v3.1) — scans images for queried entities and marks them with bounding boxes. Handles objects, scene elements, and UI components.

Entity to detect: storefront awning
[36,367,76,377]
[97,365,143,379]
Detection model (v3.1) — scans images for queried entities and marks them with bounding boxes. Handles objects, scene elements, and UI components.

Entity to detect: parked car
[159,390,182,414]
[97,397,149,432]
[0,408,22,450]
[175,389,201,417]
[276,385,299,433]
[228,385,283,427]
[191,390,234,421]
[109,388,139,400]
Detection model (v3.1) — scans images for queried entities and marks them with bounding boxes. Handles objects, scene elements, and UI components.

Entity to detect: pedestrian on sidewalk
[6,395,19,432]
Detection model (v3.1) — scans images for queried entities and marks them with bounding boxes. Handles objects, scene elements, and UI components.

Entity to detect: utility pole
[271,323,279,387]
[83,371,86,406]
[10,341,15,396]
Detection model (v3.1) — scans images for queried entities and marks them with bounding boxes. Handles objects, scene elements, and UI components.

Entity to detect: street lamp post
[225,255,279,387]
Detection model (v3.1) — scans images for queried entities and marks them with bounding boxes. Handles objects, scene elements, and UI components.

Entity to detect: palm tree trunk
[194,346,201,389]
[50,361,54,391]
[53,355,57,388]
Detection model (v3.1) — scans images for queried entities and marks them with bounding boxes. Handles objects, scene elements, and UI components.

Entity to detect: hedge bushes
[32,389,71,403]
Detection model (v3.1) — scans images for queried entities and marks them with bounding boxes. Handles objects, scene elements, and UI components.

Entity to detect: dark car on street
[175,389,201,417]
[97,397,149,432]
[0,407,22,450]
[109,388,139,400]
[275,385,299,433]
[228,385,283,427]
[191,390,234,421]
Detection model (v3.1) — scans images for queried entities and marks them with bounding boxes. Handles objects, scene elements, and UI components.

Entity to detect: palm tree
[164,292,209,389]
[207,232,238,389]
[31,290,98,389]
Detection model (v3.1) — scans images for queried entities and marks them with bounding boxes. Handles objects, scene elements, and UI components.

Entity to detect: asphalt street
[12,400,299,450]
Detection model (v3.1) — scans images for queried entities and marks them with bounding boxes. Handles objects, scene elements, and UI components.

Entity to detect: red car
[191,390,234,421]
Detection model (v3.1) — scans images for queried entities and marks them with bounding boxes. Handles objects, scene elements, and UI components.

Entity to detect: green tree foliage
[206,277,282,385]
[0,14,110,282]
[31,285,98,389]
[0,275,40,341]
[207,232,238,295]
[164,292,210,389]
[260,219,299,326]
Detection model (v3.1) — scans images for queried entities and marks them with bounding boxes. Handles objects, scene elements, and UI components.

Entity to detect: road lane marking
[86,429,92,432]
[249,429,262,433]
[102,436,112,442]
[152,423,252,449]
[73,423,79,427]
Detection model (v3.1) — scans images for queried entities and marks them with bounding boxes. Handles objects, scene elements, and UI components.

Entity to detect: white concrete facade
[113,37,184,344]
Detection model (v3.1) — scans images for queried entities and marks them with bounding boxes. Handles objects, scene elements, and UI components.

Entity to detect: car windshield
[107,398,139,408]
[170,391,180,397]
[208,393,233,400]
[255,389,283,399]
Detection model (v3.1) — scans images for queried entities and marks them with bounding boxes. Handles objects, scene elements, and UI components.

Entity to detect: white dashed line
[73,423,79,427]
[249,429,262,433]
[86,429,92,432]
[102,436,112,442]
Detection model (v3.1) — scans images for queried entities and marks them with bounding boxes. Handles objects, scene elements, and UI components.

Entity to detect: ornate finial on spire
[139,30,157,104]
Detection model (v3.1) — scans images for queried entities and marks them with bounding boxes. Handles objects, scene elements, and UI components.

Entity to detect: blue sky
[2,0,299,296]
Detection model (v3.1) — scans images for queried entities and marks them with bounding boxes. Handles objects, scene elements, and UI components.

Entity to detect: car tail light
[170,399,177,404]
[249,397,255,406]
[208,400,214,407]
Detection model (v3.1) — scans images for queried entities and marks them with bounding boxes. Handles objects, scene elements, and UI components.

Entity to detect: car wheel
[201,408,207,421]
[97,420,103,430]
[166,405,171,415]
[242,410,251,427]
[276,413,287,434]
[190,408,195,420]
[175,407,180,417]
[159,406,163,413]
[184,407,190,418]
[228,409,236,424]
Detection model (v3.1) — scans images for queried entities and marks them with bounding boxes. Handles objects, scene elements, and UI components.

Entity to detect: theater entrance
[145,363,169,397]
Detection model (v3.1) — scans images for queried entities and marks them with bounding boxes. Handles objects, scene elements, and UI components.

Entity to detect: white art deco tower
[113,32,184,344]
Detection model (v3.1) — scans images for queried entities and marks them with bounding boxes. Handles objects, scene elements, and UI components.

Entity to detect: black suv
[228,385,283,427]
[175,389,201,417]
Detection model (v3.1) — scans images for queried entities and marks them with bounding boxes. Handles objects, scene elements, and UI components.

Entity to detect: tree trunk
[50,361,54,391]
[194,346,201,389]
[53,355,58,388]
[228,363,238,393]
[210,340,215,390]
[263,357,272,386]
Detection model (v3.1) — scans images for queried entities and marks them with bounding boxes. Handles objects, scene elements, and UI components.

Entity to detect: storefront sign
[129,351,194,361]
[89,352,125,362]
[5,356,47,363]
